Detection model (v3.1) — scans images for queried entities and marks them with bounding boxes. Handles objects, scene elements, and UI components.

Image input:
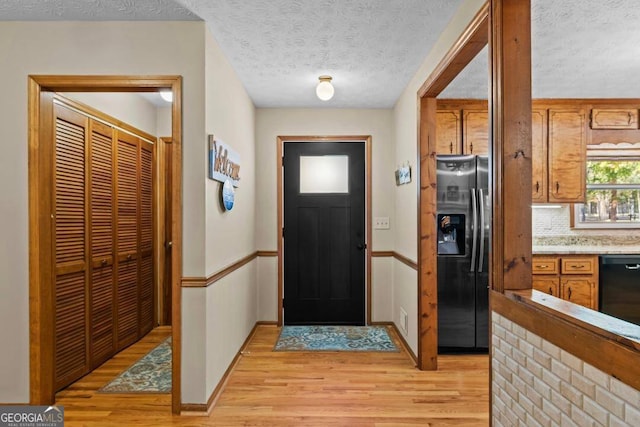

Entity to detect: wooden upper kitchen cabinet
[591,108,639,129]
[532,254,598,310]
[531,109,548,202]
[435,106,489,155]
[436,110,462,154]
[547,109,587,203]
[463,110,489,155]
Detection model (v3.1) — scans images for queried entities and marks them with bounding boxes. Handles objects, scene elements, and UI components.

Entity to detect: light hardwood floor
[56,325,489,426]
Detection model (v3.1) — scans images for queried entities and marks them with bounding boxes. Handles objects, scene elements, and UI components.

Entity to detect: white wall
[0,21,206,403]
[393,262,418,353]
[371,257,393,322]
[254,108,396,322]
[391,0,488,352]
[61,92,159,136]
[257,257,278,322]
[156,106,172,137]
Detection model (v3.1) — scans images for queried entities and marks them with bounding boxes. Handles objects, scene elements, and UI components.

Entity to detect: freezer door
[437,155,477,349]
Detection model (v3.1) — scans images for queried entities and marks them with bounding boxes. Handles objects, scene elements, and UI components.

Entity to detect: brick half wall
[492,312,640,426]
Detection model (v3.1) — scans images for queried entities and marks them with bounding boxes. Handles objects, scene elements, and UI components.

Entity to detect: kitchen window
[572,145,640,228]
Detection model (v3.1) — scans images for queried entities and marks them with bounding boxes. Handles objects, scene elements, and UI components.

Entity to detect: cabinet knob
[449,142,453,153]
[570,264,584,269]
[470,142,474,154]
[556,181,560,193]
[535,181,540,193]
[549,286,553,295]
[567,287,572,299]
[628,112,633,124]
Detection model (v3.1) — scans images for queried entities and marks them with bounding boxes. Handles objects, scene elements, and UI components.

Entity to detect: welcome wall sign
[208,135,241,187]
[208,135,240,211]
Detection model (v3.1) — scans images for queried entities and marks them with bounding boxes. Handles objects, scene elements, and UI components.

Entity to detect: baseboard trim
[180,321,275,415]
[371,321,417,365]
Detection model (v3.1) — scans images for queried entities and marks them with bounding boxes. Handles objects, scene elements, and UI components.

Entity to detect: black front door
[284,142,365,325]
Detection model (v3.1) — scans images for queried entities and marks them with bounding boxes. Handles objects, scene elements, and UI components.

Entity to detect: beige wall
[254,108,396,322]
[390,0,488,356]
[180,27,258,405]
[0,21,207,403]
[204,30,256,274]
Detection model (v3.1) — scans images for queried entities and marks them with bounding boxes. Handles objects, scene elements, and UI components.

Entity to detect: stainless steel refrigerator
[436,155,489,351]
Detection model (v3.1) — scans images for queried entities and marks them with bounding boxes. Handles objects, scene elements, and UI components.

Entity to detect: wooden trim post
[490,0,533,292]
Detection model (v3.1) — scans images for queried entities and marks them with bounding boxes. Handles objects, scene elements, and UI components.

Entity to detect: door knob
[166,241,173,250]
[357,243,366,250]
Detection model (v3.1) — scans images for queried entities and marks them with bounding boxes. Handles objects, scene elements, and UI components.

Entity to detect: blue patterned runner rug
[99,337,172,393]
[274,326,398,352]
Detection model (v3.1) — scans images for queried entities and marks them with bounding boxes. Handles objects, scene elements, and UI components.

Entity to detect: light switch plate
[374,217,390,229]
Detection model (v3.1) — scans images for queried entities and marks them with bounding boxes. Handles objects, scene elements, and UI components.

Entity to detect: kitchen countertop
[532,235,640,255]
[533,245,640,255]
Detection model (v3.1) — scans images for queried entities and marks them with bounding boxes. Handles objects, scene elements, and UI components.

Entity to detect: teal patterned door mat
[274,326,398,352]
[99,337,172,393]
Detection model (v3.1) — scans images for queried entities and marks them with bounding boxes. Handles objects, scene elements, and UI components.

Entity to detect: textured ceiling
[0,0,200,20]
[440,0,640,99]
[2,1,639,106]
[173,0,463,108]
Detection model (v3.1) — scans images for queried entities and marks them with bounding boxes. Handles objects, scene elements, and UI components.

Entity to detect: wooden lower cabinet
[561,277,597,309]
[533,276,560,298]
[532,254,598,310]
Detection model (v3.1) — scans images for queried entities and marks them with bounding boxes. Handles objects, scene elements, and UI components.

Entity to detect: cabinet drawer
[532,257,559,274]
[561,257,595,274]
[591,108,638,129]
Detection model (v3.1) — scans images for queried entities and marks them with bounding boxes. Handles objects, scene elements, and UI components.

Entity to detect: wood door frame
[276,136,372,326]
[416,0,533,371]
[157,136,173,326]
[28,75,183,414]
[416,3,489,370]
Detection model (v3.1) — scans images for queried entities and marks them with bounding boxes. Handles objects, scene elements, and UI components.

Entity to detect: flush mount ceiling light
[159,90,173,103]
[315,75,334,101]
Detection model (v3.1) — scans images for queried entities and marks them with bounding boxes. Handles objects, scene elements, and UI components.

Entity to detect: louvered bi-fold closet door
[139,141,155,336]
[53,104,90,390]
[116,131,140,350]
[89,120,116,369]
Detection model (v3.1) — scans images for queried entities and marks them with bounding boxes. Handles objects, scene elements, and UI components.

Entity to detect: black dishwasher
[599,255,640,326]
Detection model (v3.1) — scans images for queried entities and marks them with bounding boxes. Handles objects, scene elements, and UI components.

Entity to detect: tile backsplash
[532,204,636,238]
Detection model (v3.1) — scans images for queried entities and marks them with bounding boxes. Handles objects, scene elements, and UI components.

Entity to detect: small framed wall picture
[395,164,411,185]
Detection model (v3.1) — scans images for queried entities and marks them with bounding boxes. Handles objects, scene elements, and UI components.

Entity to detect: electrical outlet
[400,307,408,334]
[374,217,390,229]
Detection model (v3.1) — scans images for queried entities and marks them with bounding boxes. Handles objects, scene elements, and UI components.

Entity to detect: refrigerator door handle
[470,188,478,273]
[478,188,485,273]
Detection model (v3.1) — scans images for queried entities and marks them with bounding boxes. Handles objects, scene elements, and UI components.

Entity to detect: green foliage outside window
[582,160,640,223]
